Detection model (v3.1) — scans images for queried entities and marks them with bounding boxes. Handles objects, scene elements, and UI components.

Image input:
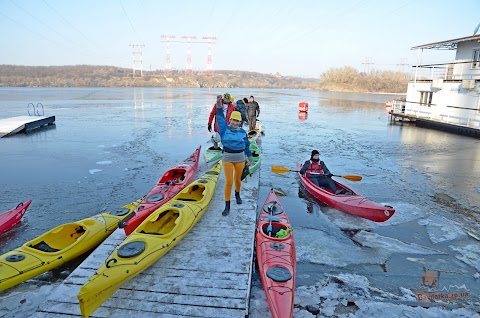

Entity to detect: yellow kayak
[78,161,222,317]
[0,199,141,292]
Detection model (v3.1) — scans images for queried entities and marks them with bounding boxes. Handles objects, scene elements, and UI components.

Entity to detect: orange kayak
[255,189,296,318]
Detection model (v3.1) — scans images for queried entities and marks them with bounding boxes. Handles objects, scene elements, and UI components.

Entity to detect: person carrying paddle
[300,150,342,195]
[208,93,235,149]
[216,95,253,216]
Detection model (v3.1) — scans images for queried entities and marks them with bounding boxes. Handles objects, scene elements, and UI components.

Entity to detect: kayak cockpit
[140,209,179,236]
[158,168,187,185]
[27,223,87,253]
[262,222,289,238]
[176,184,206,202]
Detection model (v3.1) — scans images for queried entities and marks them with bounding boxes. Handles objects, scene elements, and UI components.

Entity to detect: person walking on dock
[216,96,252,216]
[208,93,235,149]
[246,96,260,131]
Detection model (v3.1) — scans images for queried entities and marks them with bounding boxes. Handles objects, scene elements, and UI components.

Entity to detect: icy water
[0,87,479,316]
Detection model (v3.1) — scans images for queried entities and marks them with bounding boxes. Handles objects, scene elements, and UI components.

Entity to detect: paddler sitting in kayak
[300,150,342,195]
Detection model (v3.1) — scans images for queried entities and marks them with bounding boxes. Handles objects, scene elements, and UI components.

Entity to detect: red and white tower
[161,35,176,75]
[203,36,217,76]
[182,35,197,74]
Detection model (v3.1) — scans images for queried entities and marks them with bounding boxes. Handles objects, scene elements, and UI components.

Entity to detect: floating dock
[389,111,480,138]
[0,116,55,138]
[32,169,260,318]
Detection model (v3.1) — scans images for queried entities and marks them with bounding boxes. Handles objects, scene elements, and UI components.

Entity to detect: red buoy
[299,102,308,112]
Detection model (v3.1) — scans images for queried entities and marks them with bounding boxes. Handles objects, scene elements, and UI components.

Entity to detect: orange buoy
[299,102,308,112]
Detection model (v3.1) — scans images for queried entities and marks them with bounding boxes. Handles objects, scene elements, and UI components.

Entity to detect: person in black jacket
[300,150,341,194]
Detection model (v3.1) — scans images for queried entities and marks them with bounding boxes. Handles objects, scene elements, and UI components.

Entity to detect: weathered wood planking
[32,168,259,318]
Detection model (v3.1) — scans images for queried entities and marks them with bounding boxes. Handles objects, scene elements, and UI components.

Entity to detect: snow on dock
[32,168,259,318]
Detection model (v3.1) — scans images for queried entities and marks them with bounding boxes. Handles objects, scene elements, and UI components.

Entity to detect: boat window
[419,91,432,107]
[472,49,480,69]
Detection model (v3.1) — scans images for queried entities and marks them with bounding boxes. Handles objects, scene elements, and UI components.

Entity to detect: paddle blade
[271,165,294,174]
[340,175,362,182]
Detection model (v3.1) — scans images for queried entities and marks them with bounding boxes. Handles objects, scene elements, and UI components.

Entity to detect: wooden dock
[31,169,260,318]
[0,116,55,138]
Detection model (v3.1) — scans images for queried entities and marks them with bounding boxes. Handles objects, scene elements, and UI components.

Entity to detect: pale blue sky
[0,0,479,77]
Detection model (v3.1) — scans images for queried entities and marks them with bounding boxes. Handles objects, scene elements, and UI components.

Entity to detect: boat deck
[0,116,56,138]
[31,168,259,318]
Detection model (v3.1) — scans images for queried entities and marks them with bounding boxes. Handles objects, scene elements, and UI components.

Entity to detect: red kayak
[297,164,395,222]
[0,200,32,235]
[119,146,201,235]
[256,189,296,318]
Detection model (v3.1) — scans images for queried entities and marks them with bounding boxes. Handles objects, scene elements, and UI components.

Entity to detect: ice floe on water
[418,214,466,244]
[449,244,480,272]
[89,169,102,174]
[375,202,425,226]
[295,228,388,267]
[352,231,445,255]
[96,160,112,165]
[320,208,376,231]
[250,273,480,317]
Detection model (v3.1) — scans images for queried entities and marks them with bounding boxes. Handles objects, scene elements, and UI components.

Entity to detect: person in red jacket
[300,150,341,194]
[208,93,236,149]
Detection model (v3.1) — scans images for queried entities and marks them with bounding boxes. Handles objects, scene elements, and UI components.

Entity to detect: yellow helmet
[230,95,235,102]
[230,111,242,121]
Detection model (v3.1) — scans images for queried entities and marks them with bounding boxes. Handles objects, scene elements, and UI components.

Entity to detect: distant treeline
[0,65,316,89]
[315,66,409,93]
[0,64,408,93]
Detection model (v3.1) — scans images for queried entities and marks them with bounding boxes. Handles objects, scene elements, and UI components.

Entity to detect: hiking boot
[235,191,242,204]
[222,201,231,216]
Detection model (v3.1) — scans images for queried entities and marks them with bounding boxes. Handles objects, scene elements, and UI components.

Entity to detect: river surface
[0,87,479,316]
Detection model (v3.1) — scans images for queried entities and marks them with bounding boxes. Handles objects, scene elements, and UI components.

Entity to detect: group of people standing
[207,93,260,216]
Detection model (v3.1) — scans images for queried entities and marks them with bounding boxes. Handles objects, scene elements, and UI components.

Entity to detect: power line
[362,57,374,73]
[277,0,370,49]
[41,0,96,48]
[9,0,70,43]
[120,0,143,43]
[0,10,61,46]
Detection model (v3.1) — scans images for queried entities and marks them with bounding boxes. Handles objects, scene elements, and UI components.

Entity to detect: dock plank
[32,169,259,318]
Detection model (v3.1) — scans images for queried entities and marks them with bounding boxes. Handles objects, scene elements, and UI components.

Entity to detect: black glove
[208,124,212,132]
[327,173,333,178]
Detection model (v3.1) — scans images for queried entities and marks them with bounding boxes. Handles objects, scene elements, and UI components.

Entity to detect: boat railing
[27,103,44,116]
[391,100,480,127]
[411,60,480,82]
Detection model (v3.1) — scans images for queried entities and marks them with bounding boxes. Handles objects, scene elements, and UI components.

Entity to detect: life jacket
[306,160,324,177]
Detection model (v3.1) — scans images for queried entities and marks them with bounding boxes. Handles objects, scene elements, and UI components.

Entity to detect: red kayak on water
[256,189,296,318]
[0,200,32,235]
[297,164,395,222]
[119,146,201,235]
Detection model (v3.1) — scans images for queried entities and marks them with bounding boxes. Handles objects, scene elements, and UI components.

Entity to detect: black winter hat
[311,150,320,158]
[243,98,248,103]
